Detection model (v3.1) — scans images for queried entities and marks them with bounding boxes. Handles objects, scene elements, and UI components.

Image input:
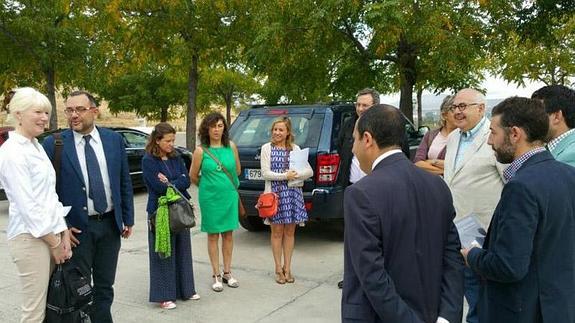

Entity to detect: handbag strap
[203,146,238,192]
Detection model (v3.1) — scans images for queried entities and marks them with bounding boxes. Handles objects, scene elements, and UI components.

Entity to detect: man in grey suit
[443,88,506,323]
[342,104,464,323]
[532,85,575,167]
[461,97,575,322]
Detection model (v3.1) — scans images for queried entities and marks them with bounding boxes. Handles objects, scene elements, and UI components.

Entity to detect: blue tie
[84,135,108,214]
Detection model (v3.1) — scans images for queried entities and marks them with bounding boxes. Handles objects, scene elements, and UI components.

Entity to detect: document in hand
[288,148,309,187]
[454,214,487,248]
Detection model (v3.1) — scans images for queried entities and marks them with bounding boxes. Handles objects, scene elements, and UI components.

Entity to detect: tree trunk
[225,92,233,125]
[399,73,415,122]
[45,67,58,130]
[186,53,199,150]
[160,106,168,122]
[417,88,423,128]
[397,37,417,122]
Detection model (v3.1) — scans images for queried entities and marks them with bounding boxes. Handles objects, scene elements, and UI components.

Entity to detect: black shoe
[338,280,343,289]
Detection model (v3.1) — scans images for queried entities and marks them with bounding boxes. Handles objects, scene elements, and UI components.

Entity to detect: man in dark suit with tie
[461,97,575,323]
[43,91,134,323]
[342,104,464,323]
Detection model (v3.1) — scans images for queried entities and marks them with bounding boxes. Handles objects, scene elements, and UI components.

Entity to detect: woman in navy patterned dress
[260,117,313,284]
[142,123,199,309]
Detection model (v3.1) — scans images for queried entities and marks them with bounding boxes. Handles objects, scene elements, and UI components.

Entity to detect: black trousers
[72,214,121,323]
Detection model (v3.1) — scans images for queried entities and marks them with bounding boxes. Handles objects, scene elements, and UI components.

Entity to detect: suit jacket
[342,153,464,323]
[443,119,506,228]
[467,151,575,323]
[550,130,575,167]
[42,127,134,233]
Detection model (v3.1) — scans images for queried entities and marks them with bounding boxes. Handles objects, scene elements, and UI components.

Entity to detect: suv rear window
[231,114,324,148]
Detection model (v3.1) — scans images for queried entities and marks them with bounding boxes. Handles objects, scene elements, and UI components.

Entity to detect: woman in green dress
[189,112,241,292]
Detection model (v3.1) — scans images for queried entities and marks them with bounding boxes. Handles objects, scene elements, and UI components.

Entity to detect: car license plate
[244,168,263,181]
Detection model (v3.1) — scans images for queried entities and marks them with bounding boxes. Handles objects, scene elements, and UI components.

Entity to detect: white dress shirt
[73,128,113,215]
[371,149,403,170]
[349,155,366,183]
[0,131,68,240]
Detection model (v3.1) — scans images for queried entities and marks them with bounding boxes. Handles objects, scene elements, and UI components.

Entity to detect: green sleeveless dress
[198,146,240,233]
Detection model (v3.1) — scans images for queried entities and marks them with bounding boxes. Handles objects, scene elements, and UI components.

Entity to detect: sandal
[222,271,239,288]
[275,271,286,284]
[283,268,295,283]
[212,274,224,292]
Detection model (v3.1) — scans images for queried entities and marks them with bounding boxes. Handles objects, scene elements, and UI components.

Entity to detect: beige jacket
[444,119,506,228]
[260,142,313,193]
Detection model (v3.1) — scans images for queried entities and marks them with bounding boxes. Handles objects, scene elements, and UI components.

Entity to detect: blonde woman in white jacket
[260,117,313,284]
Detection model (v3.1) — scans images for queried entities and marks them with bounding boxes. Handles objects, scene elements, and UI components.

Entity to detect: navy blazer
[141,152,191,217]
[342,153,464,323]
[467,151,575,323]
[42,127,134,233]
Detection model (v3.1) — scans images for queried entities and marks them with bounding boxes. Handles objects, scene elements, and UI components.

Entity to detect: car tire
[239,216,267,232]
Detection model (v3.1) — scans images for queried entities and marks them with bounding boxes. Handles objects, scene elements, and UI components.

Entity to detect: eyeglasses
[64,106,94,116]
[448,103,482,112]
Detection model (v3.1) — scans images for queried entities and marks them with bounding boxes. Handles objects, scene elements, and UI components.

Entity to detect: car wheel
[239,216,267,232]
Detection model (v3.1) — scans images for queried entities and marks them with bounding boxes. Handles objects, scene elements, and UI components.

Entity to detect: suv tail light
[316,153,340,185]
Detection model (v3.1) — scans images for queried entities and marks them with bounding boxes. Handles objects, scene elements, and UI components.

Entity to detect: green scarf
[155,187,180,258]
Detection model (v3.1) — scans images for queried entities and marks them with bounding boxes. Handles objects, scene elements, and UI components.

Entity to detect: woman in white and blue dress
[260,117,313,284]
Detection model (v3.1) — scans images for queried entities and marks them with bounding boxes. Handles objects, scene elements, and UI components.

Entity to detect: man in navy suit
[461,97,575,323]
[342,104,464,323]
[43,91,134,323]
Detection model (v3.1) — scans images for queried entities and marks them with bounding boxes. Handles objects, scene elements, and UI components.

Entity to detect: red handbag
[256,192,279,218]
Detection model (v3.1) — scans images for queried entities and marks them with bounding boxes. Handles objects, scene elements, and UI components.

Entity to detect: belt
[89,210,114,221]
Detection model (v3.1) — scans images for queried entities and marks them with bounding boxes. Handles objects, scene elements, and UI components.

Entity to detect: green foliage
[0,0,95,128]
[245,0,488,120]
[484,0,575,86]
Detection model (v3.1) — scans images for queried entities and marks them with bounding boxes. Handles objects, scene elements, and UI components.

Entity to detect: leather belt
[89,210,114,221]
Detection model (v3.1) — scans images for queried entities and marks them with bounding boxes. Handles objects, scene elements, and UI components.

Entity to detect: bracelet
[50,235,62,249]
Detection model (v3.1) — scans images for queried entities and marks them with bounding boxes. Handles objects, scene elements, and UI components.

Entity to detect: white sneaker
[160,301,176,309]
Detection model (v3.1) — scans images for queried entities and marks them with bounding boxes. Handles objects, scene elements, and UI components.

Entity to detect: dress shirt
[371,149,403,170]
[73,128,113,215]
[454,117,487,168]
[0,131,68,239]
[547,128,575,152]
[503,147,547,182]
[349,155,366,183]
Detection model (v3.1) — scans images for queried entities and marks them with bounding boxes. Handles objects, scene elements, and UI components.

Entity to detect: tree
[103,65,186,122]
[0,1,94,129]
[245,0,488,121]
[99,0,251,149]
[201,65,260,124]
[484,1,575,86]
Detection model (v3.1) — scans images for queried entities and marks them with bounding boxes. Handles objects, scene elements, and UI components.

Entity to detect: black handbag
[167,183,196,233]
[44,262,93,323]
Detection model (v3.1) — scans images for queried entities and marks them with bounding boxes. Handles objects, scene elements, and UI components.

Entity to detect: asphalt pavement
[0,184,345,323]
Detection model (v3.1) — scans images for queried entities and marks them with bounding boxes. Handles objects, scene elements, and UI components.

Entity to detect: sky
[381,76,548,106]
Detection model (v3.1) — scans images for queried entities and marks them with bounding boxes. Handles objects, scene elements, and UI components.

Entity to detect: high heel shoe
[275,271,286,284]
[212,274,224,292]
[222,271,239,288]
[283,267,295,283]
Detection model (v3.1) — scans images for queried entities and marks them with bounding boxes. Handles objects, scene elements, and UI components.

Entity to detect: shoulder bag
[166,183,196,232]
[203,147,246,217]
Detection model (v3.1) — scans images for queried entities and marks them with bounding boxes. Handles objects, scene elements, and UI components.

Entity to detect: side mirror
[418,126,430,137]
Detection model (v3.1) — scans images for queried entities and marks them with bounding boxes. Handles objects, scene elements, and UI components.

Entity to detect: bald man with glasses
[443,88,506,323]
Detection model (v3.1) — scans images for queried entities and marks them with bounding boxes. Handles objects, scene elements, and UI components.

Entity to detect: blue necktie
[84,135,108,214]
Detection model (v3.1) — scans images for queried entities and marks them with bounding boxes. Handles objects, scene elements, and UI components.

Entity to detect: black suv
[229,102,426,231]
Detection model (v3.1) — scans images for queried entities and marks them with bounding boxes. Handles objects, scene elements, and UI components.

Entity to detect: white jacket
[260,142,313,193]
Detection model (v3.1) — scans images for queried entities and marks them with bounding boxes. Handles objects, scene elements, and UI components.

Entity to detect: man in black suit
[461,97,575,323]
[342,104,464,323]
